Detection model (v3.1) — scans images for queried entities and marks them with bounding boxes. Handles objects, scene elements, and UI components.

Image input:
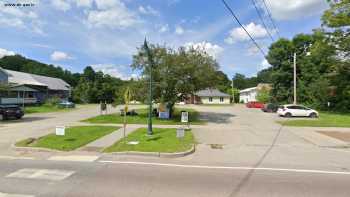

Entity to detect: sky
[0,0,329,80]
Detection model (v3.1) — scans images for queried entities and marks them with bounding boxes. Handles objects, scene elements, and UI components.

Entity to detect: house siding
[201,96,230,104]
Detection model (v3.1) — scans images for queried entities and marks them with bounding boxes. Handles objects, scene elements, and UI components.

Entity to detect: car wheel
[285,113,292,118]
[309,113,317,118]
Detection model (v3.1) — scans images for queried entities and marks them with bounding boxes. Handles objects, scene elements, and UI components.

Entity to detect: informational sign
[176,128,185,138]
[55,126,65,136]
[181,111,188,123]
[159,111,170,119]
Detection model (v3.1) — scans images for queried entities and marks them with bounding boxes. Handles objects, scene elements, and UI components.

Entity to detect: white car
[277,104,319,118]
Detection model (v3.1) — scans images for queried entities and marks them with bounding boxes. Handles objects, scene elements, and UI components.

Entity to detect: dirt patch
[317,131,350,142]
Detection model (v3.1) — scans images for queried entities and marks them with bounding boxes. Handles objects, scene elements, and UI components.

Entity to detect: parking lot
[187,104,350,171]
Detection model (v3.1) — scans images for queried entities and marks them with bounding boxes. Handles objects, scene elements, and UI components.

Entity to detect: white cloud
[87,0,139,29]
[50,51,72,61]
[259,59,272,70]
[90,64,135,80]
[175,25,185,35]
[138,5,159,16]
[159,24,169,33]
[75,0,93,7]
[184,42,224,59]
[225,22,268,44]
[0,48,15,58]
[0,3,40,31]
[247,45,259,56]
[94,0,121,9]
[51,0,71,12]
[262,0,329,21]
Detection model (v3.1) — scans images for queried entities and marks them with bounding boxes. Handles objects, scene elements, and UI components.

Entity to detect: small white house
[239,83,271,103]
[194,88,231,104]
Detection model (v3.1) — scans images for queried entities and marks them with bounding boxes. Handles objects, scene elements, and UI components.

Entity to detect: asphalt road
[1,104,350,196]
[1,158,350,197]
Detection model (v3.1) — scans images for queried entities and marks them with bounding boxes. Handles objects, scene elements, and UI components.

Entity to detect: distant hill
[0,55,80,86]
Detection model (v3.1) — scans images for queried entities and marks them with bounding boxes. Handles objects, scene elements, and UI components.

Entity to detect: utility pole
[293,52,297,105]
[144,39,153,135]
[231,79,234,103]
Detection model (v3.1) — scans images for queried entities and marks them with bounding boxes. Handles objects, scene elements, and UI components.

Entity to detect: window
[220,97,224,102]
[209,97,213,102]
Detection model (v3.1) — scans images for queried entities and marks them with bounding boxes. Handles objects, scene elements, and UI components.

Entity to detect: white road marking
[0,192,34,197]
[6,168,75,181]
[48,155,99,162]
[99,160,350,175]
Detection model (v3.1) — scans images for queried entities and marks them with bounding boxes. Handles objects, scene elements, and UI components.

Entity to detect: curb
[13,144,65,153]
[107,144,196,158]
[13,143,196,158]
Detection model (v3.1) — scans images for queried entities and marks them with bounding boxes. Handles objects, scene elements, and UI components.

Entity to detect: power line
[261,0,281,38]
[221,0,266,57]
[250,0,275,42]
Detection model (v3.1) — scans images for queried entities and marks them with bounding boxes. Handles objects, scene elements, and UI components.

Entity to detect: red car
[246,101,265,108]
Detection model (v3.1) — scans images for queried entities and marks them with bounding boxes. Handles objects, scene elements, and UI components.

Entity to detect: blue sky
[0,0,329,79]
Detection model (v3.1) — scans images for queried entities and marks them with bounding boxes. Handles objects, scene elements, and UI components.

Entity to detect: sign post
[181,111,189,129]
[176,127,185,150]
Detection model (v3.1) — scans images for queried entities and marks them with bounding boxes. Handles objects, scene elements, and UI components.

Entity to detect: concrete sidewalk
[80,125,141,152]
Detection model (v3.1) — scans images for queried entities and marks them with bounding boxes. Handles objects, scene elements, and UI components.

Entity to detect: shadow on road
[199,112,236,124]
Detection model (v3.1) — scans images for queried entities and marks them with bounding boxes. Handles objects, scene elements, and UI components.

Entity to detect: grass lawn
[278,112,350,128]
[82,108,204,125]
[104,128,194,153]
[24,105,74,114]
[16,126,119,151]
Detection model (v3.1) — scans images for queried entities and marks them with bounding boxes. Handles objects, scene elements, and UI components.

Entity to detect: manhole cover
[209,144,224,149]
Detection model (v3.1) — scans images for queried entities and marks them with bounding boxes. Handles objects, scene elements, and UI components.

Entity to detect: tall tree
[131,43,219,114]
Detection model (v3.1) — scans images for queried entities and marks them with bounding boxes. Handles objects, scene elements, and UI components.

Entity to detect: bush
[45,96,61,106]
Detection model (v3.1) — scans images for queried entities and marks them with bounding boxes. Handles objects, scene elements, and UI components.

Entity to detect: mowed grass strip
[25,105,73,114]
[278,112,350,128]
[104,128,194,153]
[16,126,119,151]
[82,108,204,125]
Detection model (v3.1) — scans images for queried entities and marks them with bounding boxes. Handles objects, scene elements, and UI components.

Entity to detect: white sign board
[181,111,188,123]
[176,128,185,138]
[55,126,65,136]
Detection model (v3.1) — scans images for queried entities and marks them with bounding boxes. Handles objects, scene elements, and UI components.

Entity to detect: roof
[2,69,71,91]
[195,88,230,97]
[239,87,257,93]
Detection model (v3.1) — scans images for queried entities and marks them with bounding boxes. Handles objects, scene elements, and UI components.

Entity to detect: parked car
[246,101,264,108]
[0,105,24,120]
[58,101,75,108]
[277,104,318,118]
[261,103,279,113]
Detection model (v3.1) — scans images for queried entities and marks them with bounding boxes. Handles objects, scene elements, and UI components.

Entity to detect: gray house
[185,88,231,104]
[0,68,71,105]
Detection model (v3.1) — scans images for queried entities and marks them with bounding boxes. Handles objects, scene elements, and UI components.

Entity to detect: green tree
[131,43,219,115]
[256,87,271,103]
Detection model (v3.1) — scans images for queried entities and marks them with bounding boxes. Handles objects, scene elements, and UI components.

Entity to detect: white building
[239,83,271,103]
[239,87,257,103]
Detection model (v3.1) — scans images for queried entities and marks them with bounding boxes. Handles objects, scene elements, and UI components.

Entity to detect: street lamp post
[143,39,153,135]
